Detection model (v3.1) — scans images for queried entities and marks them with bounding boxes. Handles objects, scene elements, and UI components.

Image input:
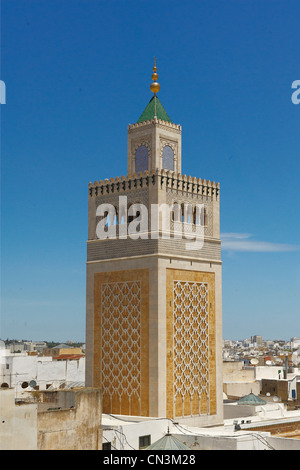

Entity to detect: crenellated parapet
[128,118,182,132]
[88,168,220,199]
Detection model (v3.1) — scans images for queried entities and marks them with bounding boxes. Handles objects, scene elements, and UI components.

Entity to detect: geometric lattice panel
[173,280,210,417]
[165,267,217,421]
[101,281,141,414]
[93,269,149,417]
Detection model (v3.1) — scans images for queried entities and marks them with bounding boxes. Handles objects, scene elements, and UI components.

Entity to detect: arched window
[181,203,185,223]
[103,210,109,229]
[135,145,148,173]
[203,207,208,226]
[193,205,202,225]
[186,204,193,224]
[113,207,118,225]
[162,145,174,171]
[101,207,117,229]
[192,206,208,226]
[171,202,181,222]
[119,202,127,225]
[193,206,197,225]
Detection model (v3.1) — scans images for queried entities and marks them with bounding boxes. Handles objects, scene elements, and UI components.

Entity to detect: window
[119,204,127,225]
[102,207,118,228]
[193,206,202,225]
[139,434,151,449]
[135,145,148,173]
[162,145,174,171]
[203,207,208,226]
[171,202,181,222]
[128,202,143,224]
[181,203,185,222]
[113,209,118,225]
[185,204,193,224]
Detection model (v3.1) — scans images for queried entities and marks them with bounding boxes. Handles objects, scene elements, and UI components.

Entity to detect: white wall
[223,381,260,398]
[223,402,286,421]
[175,432,270,450]
[0,350,85,391]
[102,416,170,450]
[223,361,255,382]
[102,415,273,451]
[268,436,300,450]
[0,389,37,450]
[254,366,284,380]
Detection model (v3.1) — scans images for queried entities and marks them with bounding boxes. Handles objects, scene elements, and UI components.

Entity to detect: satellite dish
[266,360,272,366]
[273,396,279,402]
[29,380,37,388]
[250,358,259,365]
[266,392,270,396]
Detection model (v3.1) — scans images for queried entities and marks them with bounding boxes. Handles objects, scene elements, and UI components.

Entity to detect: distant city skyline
[1,335,297,346]
[1,1,299,342]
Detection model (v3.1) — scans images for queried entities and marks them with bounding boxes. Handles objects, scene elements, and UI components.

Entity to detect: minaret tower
[86,60,223,427]
[127,59,182,175]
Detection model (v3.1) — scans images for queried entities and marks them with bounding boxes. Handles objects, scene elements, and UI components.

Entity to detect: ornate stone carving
[101,280,142,414]
[172,280,210,417]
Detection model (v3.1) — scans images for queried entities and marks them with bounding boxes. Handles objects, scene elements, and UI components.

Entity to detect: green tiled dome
[146,433,190,450]
[237,392,267,406]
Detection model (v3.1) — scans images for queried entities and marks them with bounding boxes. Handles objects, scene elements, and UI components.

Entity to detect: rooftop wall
[0,388,37,450]
[37,388,102,450]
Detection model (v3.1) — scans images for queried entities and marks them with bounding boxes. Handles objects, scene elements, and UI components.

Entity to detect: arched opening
[181,203,185,223]
[162,145,174,171]
[135,145,149,173]
[193,206,197,225]
[171,202,181,222]
[185,204,193,224]
[203,207,208,226]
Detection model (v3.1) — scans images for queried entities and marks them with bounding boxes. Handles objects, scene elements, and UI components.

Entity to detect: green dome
[146,433,190,450]
[237,392,267,406]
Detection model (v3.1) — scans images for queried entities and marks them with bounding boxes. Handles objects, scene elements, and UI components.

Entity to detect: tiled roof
[237,392,267,405]
[146,433,190,450]
[53,354,85,360]
[137,96,172,123]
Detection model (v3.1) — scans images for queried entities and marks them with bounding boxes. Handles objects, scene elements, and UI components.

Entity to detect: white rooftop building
[102,405,300,451]
[0,347,85,393]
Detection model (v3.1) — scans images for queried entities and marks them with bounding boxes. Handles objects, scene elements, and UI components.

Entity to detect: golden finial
[150,57,160,95]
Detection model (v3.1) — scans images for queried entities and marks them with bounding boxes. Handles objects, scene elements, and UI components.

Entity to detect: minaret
[86,60,223,427]
[127,59,182,175]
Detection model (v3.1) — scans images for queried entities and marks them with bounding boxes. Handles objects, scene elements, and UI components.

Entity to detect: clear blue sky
[1,0,299,342]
